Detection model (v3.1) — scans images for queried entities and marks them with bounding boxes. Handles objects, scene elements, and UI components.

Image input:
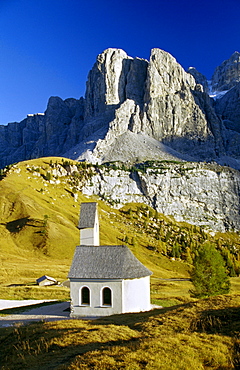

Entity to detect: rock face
[84,48,147,117]
[80,162,240,232]
[187,67,209,93]
[0,97,85,168]
[215,83,240,132]
[67,48,227,164]
[1,47,240,169]
[141,49,220,160]
[211,51,240,92]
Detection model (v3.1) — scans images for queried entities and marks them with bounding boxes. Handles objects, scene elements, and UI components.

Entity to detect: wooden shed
[36,275,58,286]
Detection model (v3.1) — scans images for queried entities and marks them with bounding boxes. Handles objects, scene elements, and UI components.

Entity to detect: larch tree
[190,243,230,298]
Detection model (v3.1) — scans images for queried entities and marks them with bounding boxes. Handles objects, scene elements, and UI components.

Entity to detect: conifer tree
[190,243,230,298]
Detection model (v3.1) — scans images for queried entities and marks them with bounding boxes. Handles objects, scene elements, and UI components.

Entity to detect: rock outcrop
[66,48,227,164]
[141,49,221,160]
[215,83,240,132]
[187,67,209,93]
[22,159,239,232]
[0,97,85,168]
[80,162,240,232]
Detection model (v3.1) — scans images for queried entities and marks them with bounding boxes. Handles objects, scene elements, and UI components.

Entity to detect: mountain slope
[0,158,190,288]
[0,157,239,291]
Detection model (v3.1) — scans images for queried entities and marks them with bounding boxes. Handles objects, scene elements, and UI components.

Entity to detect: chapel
[68,202,152,317]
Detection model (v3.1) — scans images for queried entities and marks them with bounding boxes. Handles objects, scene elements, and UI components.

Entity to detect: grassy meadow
[0,157,240,368]
[0,157,193,302]
[1,294,240,369]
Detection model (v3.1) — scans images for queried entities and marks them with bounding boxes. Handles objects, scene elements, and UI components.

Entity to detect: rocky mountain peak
[0,47,240,171]
[1,47,240,231]
[84,48,147,120]
[211,51,240,92]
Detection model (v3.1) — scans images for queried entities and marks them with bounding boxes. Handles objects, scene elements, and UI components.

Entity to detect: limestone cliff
[66,48,226,164]
[78,162,240,232]
[0,97,85,168]
[20,159,239,232]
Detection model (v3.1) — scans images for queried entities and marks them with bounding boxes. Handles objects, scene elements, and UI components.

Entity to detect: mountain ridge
[0,48,240,169]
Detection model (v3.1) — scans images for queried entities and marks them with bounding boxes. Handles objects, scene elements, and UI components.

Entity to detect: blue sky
[0,0,240,124]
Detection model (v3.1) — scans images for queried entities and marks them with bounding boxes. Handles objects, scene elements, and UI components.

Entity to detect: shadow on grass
[95,302,193,329]
[0,321,142,370]
[5,217,40,233]
[190,306,240,336]
[1,297,240,369]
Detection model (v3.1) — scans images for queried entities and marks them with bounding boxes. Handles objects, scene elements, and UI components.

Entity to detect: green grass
[0,284,70,301]
[0,157,190,301]
[151,298,180,307]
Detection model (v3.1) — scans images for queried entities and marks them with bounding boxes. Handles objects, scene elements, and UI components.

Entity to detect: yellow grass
[0,157,192,301]
[0,157,240,304]
[1,157,240,368]
[0,294,240,369]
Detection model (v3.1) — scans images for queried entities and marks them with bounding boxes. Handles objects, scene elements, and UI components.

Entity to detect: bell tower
[78,202,100,246]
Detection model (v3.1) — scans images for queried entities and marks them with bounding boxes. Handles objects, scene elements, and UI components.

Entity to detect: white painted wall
[122,276,151,313]
[80,226,99,246]
[80,211,99,246]
[70,279,123,317]
[70,276,152,317]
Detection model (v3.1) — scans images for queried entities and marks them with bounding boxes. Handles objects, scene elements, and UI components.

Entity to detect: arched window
[102,287,112,306]
[81,286,90,305]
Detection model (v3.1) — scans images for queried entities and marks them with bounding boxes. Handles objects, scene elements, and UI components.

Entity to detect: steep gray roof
[78,202,97,229]
[68,245,152,279]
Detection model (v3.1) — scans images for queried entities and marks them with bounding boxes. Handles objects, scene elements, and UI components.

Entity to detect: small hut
[36,275,58,286]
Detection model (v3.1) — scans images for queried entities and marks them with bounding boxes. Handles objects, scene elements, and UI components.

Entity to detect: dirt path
[0,301,70,327]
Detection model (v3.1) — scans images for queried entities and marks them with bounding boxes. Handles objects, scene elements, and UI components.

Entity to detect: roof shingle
[78,202,97,229]
[68,245,152,279]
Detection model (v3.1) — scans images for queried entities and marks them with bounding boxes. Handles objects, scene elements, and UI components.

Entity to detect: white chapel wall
[122,276,151,313]
[70,279,123,317]
[94,215,100,245]
[80,228,99,245]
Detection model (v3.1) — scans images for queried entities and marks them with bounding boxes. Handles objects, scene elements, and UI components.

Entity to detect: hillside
[1,157,240,369]
[0,157,240,305]
[1,294,240,369]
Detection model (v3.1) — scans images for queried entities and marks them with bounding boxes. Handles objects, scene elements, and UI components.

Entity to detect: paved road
[0,299,56,310]
[0,301,70,327]
[0,302,162,327]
